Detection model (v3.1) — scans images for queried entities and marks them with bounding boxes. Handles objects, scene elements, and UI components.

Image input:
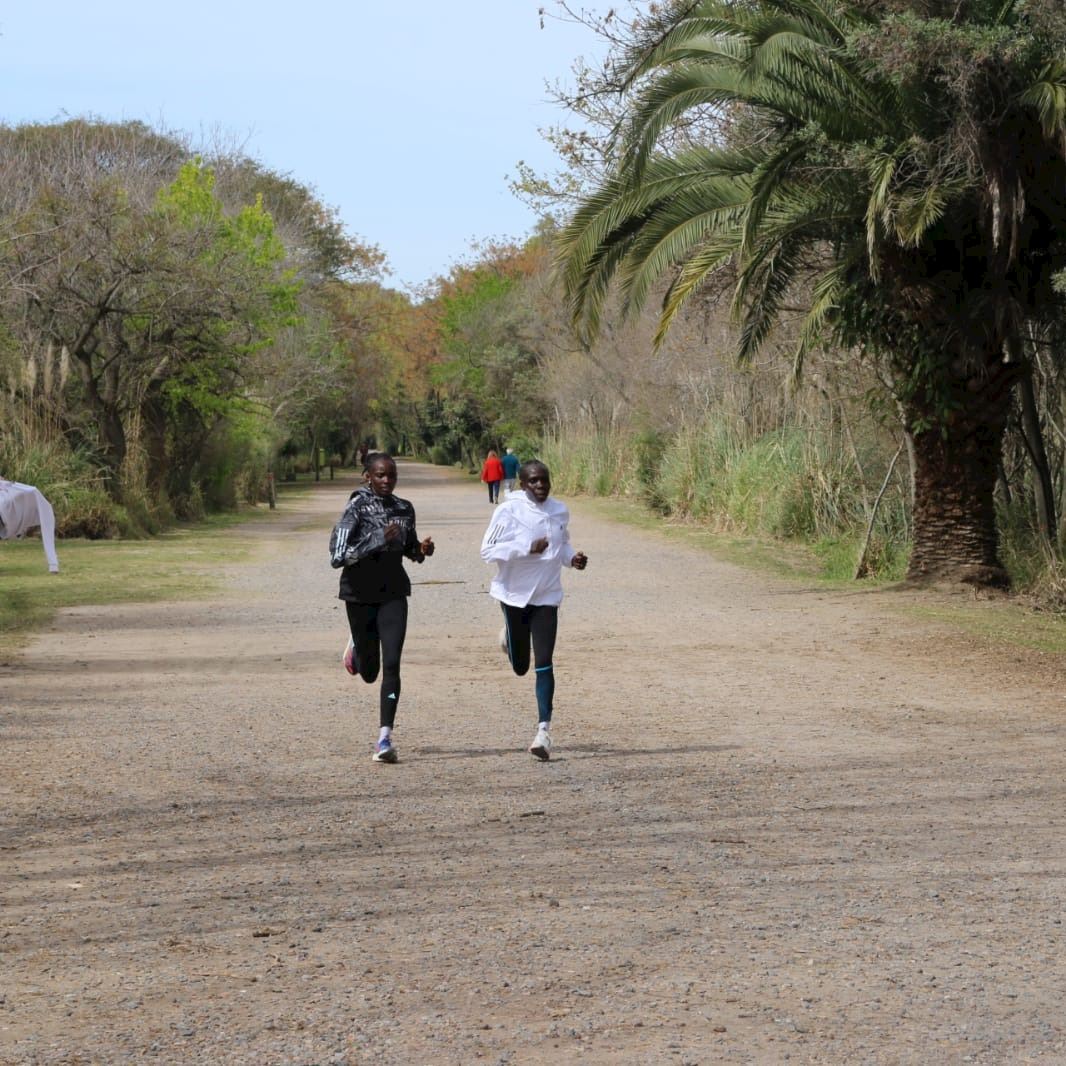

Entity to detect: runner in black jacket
[329,453,434,763]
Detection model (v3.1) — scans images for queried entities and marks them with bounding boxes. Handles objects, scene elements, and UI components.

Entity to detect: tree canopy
[0,119,392,523]
[557,0,1066,584]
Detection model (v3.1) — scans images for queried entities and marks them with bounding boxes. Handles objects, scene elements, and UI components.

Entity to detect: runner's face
[366,459,397,497]
[521,467,551,502]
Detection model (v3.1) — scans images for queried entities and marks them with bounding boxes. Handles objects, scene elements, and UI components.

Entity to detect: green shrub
[172,485,206,521]
[193,413,273,512]
[0,410,136,537]
[1025,556,1066,612]
[996,500,1066,610]
[541,417,913,582]
[53,486,129,539]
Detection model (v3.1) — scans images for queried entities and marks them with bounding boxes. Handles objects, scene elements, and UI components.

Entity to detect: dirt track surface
[3,461,1066,1065]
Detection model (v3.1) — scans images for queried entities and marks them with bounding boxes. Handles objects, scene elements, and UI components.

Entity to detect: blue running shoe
[373,736,398,763]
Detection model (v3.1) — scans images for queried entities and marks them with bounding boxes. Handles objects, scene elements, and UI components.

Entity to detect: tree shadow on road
[417,743,741,760]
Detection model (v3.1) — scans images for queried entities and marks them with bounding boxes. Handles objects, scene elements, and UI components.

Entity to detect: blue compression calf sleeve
[535,664,554,723]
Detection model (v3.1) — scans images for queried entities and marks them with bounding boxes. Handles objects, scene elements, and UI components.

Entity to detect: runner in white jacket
[480,460,587,760]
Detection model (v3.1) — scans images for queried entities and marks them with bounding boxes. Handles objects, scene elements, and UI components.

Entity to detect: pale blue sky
[0,2,611,290]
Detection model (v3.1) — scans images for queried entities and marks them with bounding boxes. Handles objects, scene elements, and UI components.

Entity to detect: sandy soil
[3,460,1066,1065]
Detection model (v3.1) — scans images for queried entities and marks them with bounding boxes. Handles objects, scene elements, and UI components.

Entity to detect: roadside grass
[901,602,1066,655]
[0,498,302,660]
[580,496,826,581]
[7,470,1065,661]
[577,495,1066,656]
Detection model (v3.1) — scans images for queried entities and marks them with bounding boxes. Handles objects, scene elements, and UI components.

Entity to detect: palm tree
[557,0,1066,585]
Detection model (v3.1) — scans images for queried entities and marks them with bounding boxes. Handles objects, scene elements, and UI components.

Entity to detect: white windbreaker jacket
[480,493,576,607]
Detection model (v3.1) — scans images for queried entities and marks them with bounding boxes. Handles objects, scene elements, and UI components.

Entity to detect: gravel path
[3,460,1066,1064]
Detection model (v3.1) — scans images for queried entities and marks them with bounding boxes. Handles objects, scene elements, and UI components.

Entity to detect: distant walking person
[480,460,587,760]
[329,453,435,763]
[481,449,504,504]
[501,448,520,495]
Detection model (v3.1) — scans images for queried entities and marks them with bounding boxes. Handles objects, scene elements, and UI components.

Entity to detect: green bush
[54,486,130,539]
[632,427,668,510]
[0,411,134,537]
[194,413,273,512]
[541,417,913,582]
[725,433,817,537]
[540,430,632,496]
[172,485,206,521]
[996,500,1066,609]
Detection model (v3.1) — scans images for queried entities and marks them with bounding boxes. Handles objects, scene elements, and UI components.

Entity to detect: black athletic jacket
[329,486,425,603]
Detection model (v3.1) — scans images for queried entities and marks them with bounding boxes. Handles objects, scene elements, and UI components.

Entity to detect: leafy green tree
[144,160,301,500]
[212,156,387,283]
[0,136,299,502]
[557,0,1066,585]
[406,241,554,463]
[0,118,402,524]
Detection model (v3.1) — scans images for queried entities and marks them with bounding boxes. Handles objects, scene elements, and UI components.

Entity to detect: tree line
[0,120,405,529]
[5,0,1066,605]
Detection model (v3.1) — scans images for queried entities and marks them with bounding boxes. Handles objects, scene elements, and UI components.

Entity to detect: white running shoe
[529,725,552,761]
[498,626,508,654]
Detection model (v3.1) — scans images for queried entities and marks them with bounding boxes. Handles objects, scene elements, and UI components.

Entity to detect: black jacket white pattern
[329,487,425,603]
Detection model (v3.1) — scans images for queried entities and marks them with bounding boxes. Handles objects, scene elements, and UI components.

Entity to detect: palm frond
[864,148,900,274]
[621,182,749,314]
[892,179,967,247]
[558,153,721,292]
[623,4,746,84]
[741,139,811,258]
[739,178,864,283]
[746,11,842,52]
[643,35,752,69]
[748,29,897,138]
[772,0,855,40]
[734,237,807,361]
[793,258,854,376]
[1019,64,1066,141]
[654,232,745,348]
[568,230,644,345]
[617,0,896,180]
[559,144,768,261]
[556,149,758,341]
[657,175,861,353]
[618,64,751,177]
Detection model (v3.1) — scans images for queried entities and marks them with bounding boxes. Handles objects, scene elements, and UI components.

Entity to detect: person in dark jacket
[501,448,521,495]
[329,452,435,763]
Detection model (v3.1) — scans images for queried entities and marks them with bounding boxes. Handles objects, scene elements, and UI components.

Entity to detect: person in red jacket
[480,449,505,504]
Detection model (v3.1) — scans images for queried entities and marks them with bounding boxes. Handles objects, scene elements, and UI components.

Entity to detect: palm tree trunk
[907,409,1010,587]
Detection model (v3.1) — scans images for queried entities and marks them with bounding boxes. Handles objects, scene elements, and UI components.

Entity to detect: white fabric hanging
[0,479,60,572]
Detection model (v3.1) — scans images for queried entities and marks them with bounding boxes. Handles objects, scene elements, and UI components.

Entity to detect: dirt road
[3,461,1066,1064]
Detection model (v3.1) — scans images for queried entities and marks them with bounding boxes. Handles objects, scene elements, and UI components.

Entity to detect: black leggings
[501,603,558,723]
[346,598,408,728]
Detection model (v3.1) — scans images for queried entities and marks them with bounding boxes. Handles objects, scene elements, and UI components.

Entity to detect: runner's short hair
[518,460,548,482]
[363,451,394,473]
